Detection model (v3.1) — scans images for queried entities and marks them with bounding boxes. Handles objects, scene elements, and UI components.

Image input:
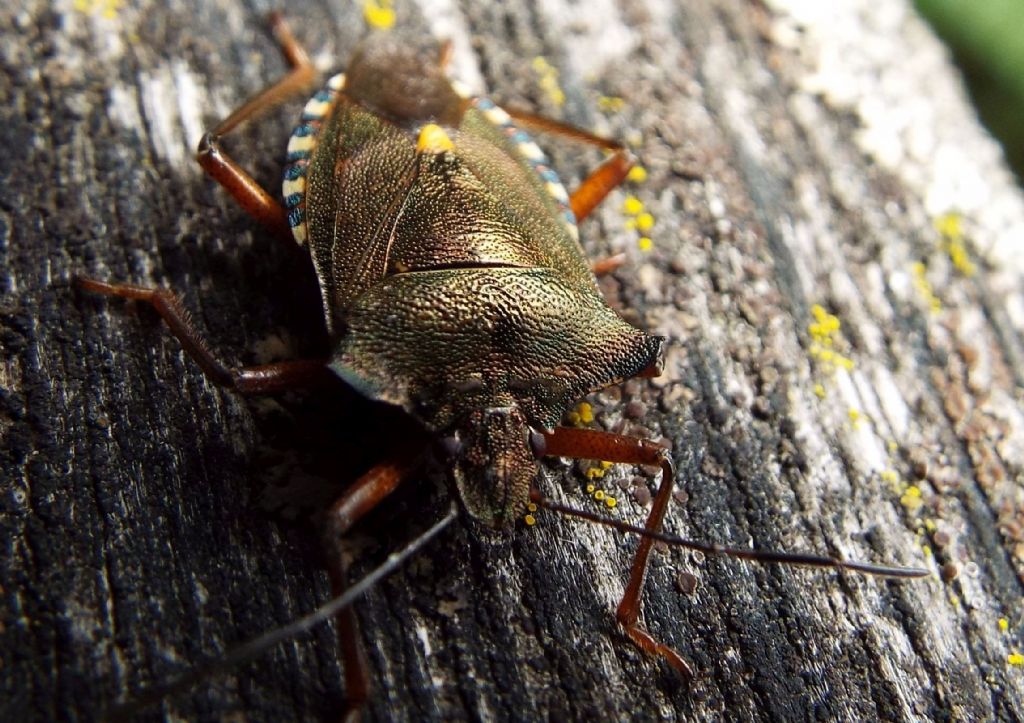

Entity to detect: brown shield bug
[77,13,927,719]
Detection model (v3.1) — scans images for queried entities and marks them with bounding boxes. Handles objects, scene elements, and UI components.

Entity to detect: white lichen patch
[106,81,143,134]
[833,369,887,475]
[138,65,191,169]
[105,80,195,173]
[535,0,637,78]
[871,366,911,440]
[171,60,206,152]
[765,0,1024,277]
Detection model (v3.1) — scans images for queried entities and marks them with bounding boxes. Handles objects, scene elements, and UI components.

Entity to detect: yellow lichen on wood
[627,166,648,183]
[623,196,644,215]
[598,96,626,113]
[532,57,565,107]
[363,0,396,29]
[912,262,942,313]
[808,305,855,376]
[74,0,123,18]
[901,485,924,513]
[934,211,976,276]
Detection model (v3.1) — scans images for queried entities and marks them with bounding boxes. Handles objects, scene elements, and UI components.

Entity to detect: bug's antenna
[107,504,459,719]
[530,490,929,579]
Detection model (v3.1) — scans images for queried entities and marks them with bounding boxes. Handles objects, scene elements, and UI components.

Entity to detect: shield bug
[78,13,926,718]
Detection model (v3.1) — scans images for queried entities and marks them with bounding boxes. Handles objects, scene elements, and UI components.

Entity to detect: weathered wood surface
[3,0,1024,720]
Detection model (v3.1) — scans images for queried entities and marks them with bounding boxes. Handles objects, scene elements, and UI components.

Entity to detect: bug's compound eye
[438,435,464,460]
[529,428,547,459]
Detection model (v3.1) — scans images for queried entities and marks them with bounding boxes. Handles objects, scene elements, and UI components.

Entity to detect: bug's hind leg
[503,109,635,223]
[196,12,317,242]
[77,278,333,393]
[540,426,695,680]
[322,452,421,720]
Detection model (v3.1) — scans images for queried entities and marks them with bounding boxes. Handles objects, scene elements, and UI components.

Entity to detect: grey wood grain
[2,0,1023,721]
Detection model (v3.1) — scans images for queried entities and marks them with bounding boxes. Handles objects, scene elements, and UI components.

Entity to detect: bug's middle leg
[505,109,635,278]
[540,426,694,679]
[77,278,333,393]
[196,12,317,242]
[503,109,635,223]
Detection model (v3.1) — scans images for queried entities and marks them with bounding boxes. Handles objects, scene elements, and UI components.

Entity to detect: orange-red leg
[504,108,623,152]
[590,253,627,276]
[322,452,421,720]
[437,39,454,70]
[504,108,636,222]
[77,278,332,393]
[567,151,634,222]
[541,426,693,679]
[196,12,317,242]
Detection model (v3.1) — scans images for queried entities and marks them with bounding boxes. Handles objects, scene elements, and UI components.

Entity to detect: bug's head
[442,403,543,529]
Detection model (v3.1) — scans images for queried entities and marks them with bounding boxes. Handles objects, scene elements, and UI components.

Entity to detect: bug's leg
[504,109,635,222]
[437,38,454,69]
[567,151,634,223]
[77,278,333,393]
[540,426,694,679]
[196,12,317,242]
[322,451,421,720]
[590,253,627,277]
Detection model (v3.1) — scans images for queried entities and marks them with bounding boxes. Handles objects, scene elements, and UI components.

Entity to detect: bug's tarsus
[75,278,333,393]
[194,11,317,243]
[267,11,314,75]
[106,504,459,720]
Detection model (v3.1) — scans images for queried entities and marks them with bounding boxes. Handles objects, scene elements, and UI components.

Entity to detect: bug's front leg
[196,12,317,242]
[540,426,695,680]
[322,451,421,720]
[77,278,333,393]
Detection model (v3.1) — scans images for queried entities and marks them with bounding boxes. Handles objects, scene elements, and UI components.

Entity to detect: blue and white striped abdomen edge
[281,73,346,246]
[469,96,579,242]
